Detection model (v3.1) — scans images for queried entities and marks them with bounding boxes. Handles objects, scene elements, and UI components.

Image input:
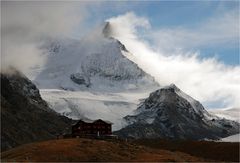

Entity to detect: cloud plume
[107,12,240,109]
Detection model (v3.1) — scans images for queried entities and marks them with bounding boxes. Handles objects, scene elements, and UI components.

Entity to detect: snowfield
[210,108,240,142]
[40,89,154,131]
[209,108,240,122]
[220,134,240,142]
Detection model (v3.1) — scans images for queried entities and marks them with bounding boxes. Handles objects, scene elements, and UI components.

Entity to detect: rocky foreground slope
[1,68,72,151]
[115,84,240,140]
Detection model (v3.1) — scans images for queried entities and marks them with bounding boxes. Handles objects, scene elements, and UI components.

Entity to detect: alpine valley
[2,22,239,151]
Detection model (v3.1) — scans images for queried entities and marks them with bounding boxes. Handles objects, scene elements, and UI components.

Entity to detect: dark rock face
[115,39,129,52]
[1,68,73,151]
[115,84,240,140]
[102,22,128,52]
[102,21,113,38]
[70,73,90,87]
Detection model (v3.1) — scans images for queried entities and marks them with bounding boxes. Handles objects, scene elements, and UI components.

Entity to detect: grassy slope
[1,138,206,162]
[133,139,240,162]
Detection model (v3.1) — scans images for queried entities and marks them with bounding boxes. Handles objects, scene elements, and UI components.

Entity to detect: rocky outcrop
[1,68,73,151]
[70,73,90,87]
[115,84,240,140]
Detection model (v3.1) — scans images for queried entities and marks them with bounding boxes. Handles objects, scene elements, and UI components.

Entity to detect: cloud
[107,12,240,109]
[106,12,150,39]
[1,1,87,74]
[149,9,239,53]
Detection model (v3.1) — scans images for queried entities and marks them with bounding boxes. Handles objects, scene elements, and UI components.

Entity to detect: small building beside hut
[72,119,113,138]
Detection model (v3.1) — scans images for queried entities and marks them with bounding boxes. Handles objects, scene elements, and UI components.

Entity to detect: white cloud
[1,1,87,74]
[107,12,240,109]
[106,12,150,39]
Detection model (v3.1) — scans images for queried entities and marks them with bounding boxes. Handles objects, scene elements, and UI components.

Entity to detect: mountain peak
[33,28,158,92]
[161,83,180,92]
[102,21,112,38]
[115,84,240,140]
[169,83,178,89]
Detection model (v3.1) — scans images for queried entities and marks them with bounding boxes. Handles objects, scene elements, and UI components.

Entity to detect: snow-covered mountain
[115,84,240,140]
[209,108,240,122]
[33,28,158,92]
[30,23,159,130]
[29,22,239,135]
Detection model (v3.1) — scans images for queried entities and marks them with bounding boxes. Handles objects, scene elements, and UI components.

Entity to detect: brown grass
[1,138,206,162]
[133,139,240,162]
